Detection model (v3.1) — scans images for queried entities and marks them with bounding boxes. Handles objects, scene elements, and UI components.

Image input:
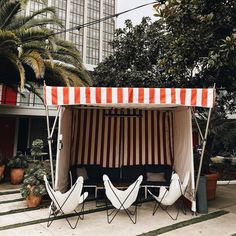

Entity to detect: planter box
[206,171,219,201]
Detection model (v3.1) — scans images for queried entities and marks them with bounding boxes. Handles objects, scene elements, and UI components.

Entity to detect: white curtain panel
[55,108,73,191]
[173,107,195,211]
[69,109,174,168]
[55,107,195,211]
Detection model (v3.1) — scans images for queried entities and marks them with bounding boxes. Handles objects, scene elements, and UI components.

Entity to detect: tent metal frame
[45,104,61,189]
[44,84,215,210]
[191,106,213,200]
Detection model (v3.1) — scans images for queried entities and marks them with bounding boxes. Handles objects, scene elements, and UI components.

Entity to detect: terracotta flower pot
[206,171,219,201]
[26,194,42,208]
[26,186,42,207]
[0,165,5,181]
[10,168,25,184]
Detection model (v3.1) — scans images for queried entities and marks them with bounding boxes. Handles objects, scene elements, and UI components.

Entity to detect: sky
[117,0,156,28]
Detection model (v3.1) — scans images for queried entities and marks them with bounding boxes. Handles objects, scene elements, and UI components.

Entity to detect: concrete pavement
[0,184,235,236]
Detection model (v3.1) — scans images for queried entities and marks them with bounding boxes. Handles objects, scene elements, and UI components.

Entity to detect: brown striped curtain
[70,108,174,167]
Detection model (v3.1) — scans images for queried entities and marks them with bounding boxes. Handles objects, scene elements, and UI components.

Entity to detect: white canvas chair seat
[148,172,190,220]
[44,175,88,229]
[103,174,143,224]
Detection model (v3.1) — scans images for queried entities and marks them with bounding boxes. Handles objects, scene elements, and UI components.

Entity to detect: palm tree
[0,0,91,90]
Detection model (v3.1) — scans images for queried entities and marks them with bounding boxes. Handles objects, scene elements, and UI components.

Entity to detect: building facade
[26,0,116,70]
[0,0,116,160]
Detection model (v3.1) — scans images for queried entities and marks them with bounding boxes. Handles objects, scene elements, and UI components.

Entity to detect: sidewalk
[160,184,236,236]
[0,184,236,236]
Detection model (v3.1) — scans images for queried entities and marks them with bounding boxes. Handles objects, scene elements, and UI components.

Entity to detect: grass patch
[0,205,111,231]
[137,210,229,236]
[0,201,50,216]
[0,198,24,204]
[0,190,20,196]
[0,198,153,231]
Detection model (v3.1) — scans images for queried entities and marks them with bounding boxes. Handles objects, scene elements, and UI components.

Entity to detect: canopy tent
[44,86,215,213]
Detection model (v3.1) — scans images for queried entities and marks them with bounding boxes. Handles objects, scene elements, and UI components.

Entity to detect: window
[102,0,115,59]
[69,0,84,54]
[86,0,100,65]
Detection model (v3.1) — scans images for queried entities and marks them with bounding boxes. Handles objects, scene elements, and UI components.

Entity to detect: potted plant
[0,159,6,182]
[194,109,236,200]
[20,161,49,207]
[7,152,28,184]
[31,139,44,160]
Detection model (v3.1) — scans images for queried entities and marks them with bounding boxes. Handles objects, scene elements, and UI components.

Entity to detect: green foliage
[94,18,166,87]
[194,102,236,174]
[153,0,236,112]
[7,151,28,169]
[0,160,4,166]
[94,2,236,174]
[0,0,91,90]
[0,152,6,166]
[31,139,44,159]
[94,1,236,112]
[20,161,50,198]
[193,108,236,173]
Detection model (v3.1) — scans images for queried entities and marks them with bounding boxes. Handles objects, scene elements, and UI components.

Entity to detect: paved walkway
[0,184,236,236]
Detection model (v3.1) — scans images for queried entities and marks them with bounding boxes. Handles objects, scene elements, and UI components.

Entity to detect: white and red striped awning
[44,86,215,108]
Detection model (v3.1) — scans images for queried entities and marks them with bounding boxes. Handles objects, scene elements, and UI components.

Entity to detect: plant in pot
[0,158,6,182]
[7,152,28,184]
[194,109,235,200]
[31,139,44,160]
[20,161,49,207]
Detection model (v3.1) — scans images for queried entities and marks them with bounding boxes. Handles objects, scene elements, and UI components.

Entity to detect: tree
[93,1,236,169]
[93,17,167,87]
[0,0,91,90]
[152,0,236,112]
[94,0,236,112]
[152,0,236,170]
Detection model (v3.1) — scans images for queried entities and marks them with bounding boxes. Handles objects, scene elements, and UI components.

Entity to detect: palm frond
[44,61,68,86]
[21,51,45,78]
[53,61,92,86]
[0,29,19,49]
[49,43,83,68]
[8,16,63,31]
[15,28,53,43]
[0,0,90,90]
[0,50,25,88]
[66,72,84,86]
[24,82,44,102]
[0,0,21,29]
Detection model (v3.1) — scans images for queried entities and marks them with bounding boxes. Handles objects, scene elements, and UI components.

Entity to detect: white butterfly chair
[148,172,190,220]
[44,175,88,229]
[103,174,143,224]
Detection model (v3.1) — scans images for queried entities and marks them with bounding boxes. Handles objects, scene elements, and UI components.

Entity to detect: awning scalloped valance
[44,86,215,108]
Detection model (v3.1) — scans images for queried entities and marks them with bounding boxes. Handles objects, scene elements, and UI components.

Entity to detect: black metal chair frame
[104,179,141,224]
[151,179,187,220]
[46,180,86,229]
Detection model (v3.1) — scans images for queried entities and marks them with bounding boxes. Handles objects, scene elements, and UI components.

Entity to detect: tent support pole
[50,107,61,138]
[194,106,213,200]
[45,105,60,189]
[191,108,204,141]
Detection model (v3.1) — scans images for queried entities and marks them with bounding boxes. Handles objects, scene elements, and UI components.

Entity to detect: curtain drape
[70,108,174,167]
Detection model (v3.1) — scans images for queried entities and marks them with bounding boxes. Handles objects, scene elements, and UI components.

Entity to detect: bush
[7,152,28,169]
[31,139,44,159]
[20,161,50,198]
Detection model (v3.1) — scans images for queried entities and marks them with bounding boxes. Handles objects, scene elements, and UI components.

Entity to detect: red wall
[0,86,17,160]
[1,85,17,105]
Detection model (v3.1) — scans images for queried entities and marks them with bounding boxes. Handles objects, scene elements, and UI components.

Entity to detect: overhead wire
[20,2,156,44]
